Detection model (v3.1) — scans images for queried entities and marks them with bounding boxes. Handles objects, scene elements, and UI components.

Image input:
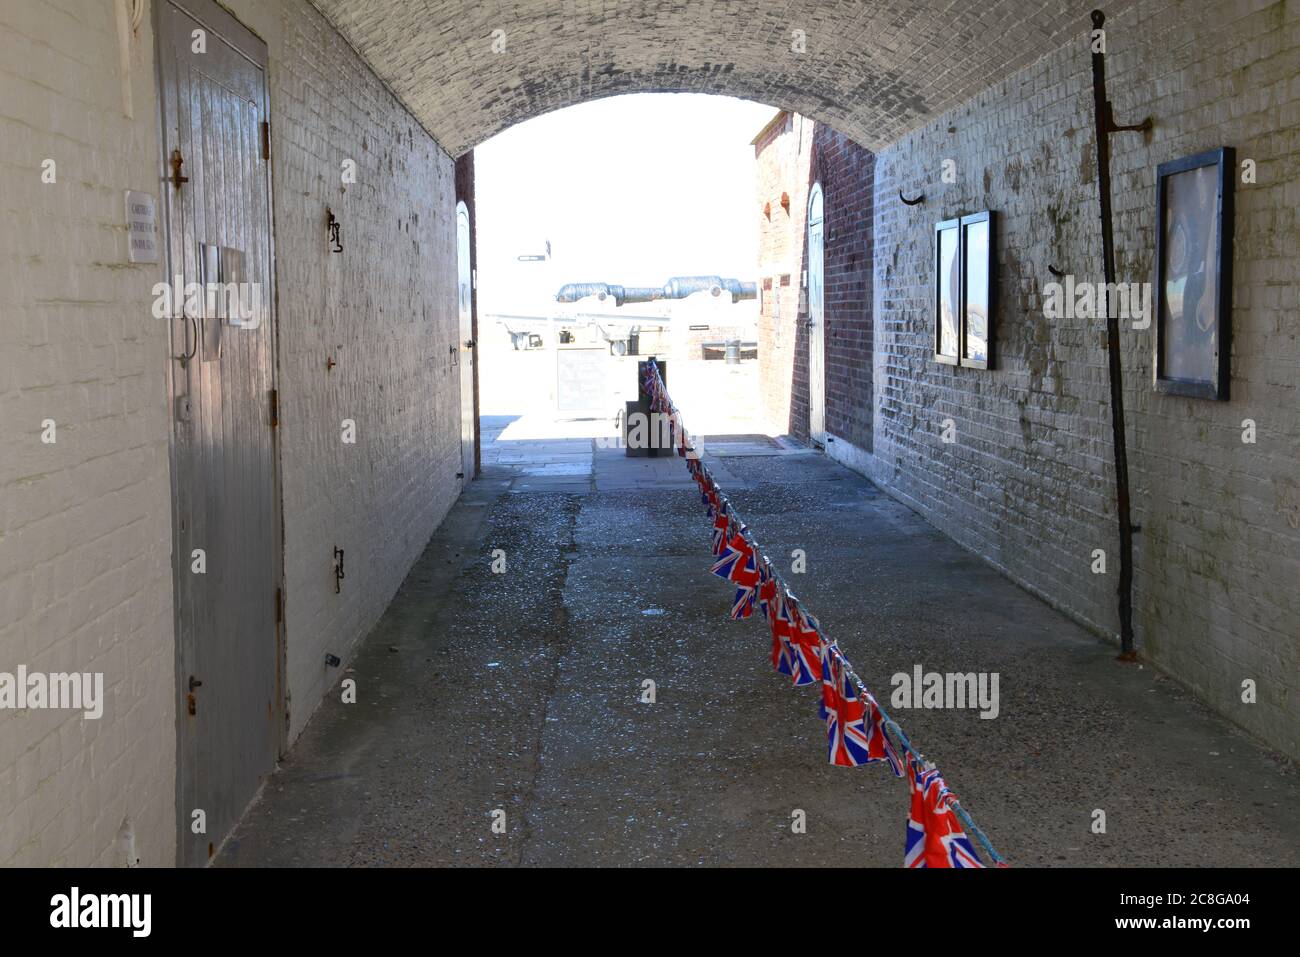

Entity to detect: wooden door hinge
[261,120,270,161]
[269,388,279,427]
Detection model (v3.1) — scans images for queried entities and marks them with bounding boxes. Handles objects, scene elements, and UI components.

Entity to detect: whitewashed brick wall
[221,0,462,743]
[0,0,461,865]
[0,0,175,866]
[865,0,1299,758]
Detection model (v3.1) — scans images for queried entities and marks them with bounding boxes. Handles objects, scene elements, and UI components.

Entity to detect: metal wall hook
[326,208,343,253]
[1048,264,1067,278]
[899,189,926,206]
[332,546,345,593]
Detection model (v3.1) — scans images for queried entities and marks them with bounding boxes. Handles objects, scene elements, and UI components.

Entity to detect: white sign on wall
[125,190,158,263]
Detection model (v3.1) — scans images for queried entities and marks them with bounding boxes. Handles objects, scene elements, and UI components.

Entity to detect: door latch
[170,149,189,189]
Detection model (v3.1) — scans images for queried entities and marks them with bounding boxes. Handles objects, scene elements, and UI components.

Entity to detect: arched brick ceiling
[310,0,1125,156]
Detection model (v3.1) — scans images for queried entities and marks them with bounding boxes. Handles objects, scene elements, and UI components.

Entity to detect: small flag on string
[787,603,824,687]
[711,504,730,556]
[820,646,879,766]
[903,756,985,868]
[864,692,903,776]
[710,527,760,620]
[730,585,756,619]
[710,527,753,583]
[768,590,796,678]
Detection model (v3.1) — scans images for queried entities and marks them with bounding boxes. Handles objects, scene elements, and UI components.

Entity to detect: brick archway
[310,0,1119,155]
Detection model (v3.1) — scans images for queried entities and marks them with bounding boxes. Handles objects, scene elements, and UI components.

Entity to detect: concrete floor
[217,418,1300,867]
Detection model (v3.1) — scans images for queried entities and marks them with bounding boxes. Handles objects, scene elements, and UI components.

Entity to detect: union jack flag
[689,460,710,505]
[701,477,721,518]
[820,647,874,765]
[903,756,985,868]
[863,692,903,775]
[816,646,902,771]
[711,528,760,620]
[711,503,731,556]
[711,529,759,585]
[787,602,824,687]
[768,590,796,677]
[730,584,756,619]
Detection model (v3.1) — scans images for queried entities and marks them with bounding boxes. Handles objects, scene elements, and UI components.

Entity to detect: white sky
[474,93,778,315]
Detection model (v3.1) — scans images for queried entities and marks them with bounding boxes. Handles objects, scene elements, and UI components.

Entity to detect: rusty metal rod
[1089,9,1142,658]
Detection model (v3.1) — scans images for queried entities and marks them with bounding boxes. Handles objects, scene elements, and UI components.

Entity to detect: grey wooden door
[156,0,282,866]
[457,201,475,485]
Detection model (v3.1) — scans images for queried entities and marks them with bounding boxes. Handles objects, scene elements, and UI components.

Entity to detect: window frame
[959,210,994,370]
[933,217,961,365]
[933,210,996,370]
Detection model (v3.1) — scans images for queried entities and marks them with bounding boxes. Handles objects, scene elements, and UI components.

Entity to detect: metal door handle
[179,314,198,364]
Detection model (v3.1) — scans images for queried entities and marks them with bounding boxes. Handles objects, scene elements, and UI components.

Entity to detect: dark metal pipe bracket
[1093,10,1153,138]
[899,189,926,206]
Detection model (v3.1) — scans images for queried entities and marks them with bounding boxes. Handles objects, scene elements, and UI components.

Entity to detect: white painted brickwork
[220,0,462,742]
[1,0,460,864]
[866,0,1299,758]
[0,0,176,867]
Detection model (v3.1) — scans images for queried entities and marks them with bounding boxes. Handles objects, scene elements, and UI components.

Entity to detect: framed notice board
[555,346,609,416]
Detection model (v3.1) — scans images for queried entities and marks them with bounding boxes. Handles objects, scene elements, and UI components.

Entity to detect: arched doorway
[806,183,825,445]
[456,200,475,486]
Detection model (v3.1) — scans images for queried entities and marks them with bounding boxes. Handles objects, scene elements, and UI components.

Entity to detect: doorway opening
[471,93,799,473]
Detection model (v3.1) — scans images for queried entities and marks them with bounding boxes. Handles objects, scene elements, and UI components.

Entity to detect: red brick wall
[754,113,873,447]
[754,113,812,439]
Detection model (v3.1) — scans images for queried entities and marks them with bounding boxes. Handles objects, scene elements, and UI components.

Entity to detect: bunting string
[641,359,1006,868]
